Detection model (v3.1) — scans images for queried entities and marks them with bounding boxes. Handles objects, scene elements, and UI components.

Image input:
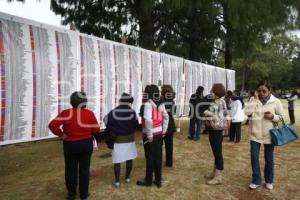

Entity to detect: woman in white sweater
[245,81,283,190]
[229,90,244,143]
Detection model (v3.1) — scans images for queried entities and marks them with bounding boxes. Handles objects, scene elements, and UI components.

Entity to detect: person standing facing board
[188,86,205,141]
[223,90,233,137]
[287,90,298,125]
[160,85,176,167]
[229,90,244,143]
[48,91,101,200]
[245,81,283,190]
[103,93,139,188]
[137,84,169,188]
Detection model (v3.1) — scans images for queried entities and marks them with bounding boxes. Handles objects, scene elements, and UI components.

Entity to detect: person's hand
[61,134,68,140]
[264,111,274,120]
[162,131,166,138]
[147,134,153,143]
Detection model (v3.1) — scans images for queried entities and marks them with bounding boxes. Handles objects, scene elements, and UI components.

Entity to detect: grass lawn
[1,100,300,200]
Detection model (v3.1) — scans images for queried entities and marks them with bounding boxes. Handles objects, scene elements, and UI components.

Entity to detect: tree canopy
[7,0,300,91]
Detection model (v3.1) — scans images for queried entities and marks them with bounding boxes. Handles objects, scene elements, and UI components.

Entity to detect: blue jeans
[189,117,202,140]
[250,141,274,185]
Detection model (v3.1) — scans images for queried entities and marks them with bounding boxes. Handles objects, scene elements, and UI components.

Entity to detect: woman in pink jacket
[136,85,169,188]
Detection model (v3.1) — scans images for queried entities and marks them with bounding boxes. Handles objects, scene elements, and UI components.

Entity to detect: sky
[288,30,300,38]
[0,0,64,28]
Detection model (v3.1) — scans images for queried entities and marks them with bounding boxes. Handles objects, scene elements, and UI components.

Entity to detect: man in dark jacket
[188,86,205,141]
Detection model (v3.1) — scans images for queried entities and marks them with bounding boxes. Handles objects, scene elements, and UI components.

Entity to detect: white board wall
[0,12,235,145]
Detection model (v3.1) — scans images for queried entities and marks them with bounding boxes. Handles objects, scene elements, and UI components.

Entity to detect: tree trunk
[241,65,246,91]
[189,29,200,61]
[188,0,200,61]
[139,16,155,50]
[137,1,155,50]
[223,0,233,69]
[225,39,233,69]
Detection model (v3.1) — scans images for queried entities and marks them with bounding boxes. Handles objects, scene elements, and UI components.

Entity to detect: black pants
[208,130,224,170]
[63,138,93,199]
[288,109,295,124]
[229,122,242,142]
[163,131,174,167]
[114,160,133,182]
[143,135,163,184]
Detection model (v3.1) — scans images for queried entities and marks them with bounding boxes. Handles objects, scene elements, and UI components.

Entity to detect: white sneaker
[266,183,273,190]
[125,178,131,183]
[249,183,260,189]
[113,182,120,188]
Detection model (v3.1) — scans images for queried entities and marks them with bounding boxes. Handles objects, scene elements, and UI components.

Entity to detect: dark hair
[143,84,160,105]
[142,85,151,103]
[140,84,160,117]
[291,90,298,97]
[233,90,240,96]
[161,85,175,100]
[226,90,233,97]
[211,83,225,98]
[70,91,87,108]
[256,80,272,91]
[120,93,134,104]
[196,86,204,96]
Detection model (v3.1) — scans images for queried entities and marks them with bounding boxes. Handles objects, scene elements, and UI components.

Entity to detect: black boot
[136,179,152,187]
[66,195,76,200]
[153,180,161,188]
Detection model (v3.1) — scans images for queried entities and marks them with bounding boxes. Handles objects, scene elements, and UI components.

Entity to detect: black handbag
[270,117,298,146]
[105,132,116,149]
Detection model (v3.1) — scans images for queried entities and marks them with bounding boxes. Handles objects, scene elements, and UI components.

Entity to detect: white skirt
[112,142,138,164]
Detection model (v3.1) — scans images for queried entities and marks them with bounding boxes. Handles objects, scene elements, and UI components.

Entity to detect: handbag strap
[273,116,285,128]
[279,116,286,126]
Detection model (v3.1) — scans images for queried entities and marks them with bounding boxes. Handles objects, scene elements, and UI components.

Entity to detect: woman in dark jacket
[49,91,100,200]
[160,85,176,167]
[104,93,139,188]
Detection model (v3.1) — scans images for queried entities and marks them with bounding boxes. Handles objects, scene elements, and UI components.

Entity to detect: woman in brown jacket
[245,81,283,190]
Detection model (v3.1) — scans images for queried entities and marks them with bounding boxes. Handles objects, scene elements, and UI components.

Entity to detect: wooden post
[70,23,76,31]
[121,36,127,44]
